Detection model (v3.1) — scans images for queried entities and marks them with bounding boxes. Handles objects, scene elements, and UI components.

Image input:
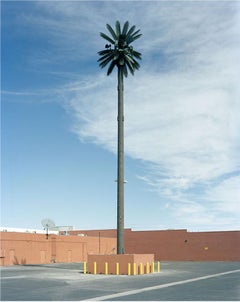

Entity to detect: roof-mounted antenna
[41,218,55,240]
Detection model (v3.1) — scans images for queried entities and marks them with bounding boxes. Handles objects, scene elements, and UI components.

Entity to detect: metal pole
[117,67,124,254]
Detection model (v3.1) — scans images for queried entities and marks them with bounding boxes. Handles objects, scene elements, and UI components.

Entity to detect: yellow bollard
[157,261,161,273]
[105,262,108,275]
[93,262,97,275]
[139,263,143,275]
[116,262,119,275]
[133,263,137,275]
[151,261,155,273]
[146,262,150,274]
[128,263,131,275]
[83,262,87,274]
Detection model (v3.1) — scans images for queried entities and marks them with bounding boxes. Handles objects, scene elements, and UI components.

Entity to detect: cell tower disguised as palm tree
[98,21,142,254]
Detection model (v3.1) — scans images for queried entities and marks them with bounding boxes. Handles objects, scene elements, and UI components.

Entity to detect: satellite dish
[41,219,55,239]
[41,218,55,229]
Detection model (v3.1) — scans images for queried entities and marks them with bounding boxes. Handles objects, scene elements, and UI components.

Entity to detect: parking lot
[1,262,240,301]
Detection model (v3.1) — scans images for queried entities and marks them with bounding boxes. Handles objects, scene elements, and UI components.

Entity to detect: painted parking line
[86,269,240,301]
[1,275,27,280]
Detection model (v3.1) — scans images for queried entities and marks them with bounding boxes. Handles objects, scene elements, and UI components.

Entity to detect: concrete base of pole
[87,254,154,275]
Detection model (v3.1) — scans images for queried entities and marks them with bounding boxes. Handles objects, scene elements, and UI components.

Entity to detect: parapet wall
[70,229,240,261]
[125,229,240,261]
[1,228,239,266]
[0,232,116,266]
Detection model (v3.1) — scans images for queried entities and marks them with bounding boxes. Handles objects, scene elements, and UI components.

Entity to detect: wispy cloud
[8,1,240,230]
[67,2,239,230]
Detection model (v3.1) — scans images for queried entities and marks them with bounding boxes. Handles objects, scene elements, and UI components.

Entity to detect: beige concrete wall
[88,254,154,275]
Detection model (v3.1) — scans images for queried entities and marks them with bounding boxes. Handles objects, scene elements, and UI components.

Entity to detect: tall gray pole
[117,67,124,254]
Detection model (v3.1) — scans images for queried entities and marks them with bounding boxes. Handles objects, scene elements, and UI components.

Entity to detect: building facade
[0,231,116,266]
[69,228,240,261]
[1,228,239,266]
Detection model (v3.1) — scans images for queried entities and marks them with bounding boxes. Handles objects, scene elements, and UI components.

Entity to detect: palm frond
[107,60,117,75]
[132,29,141,37]
[133,34,142,42]
[122,21,129,36]
[98,49,112,56]
[132,50,142,60]
[132,58,140,69]
[100,32,115,44]
[98,52,113,62]
[126,25,136,39]
[125,60,135,75]
[98,21,141,77]
[125,54,135,65]
[115,20,121,36]
[106,24,117,40]
[127,33,142,44]
[99,55,114,69]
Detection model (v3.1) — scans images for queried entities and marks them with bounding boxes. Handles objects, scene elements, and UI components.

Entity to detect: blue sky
[1,1,240,231]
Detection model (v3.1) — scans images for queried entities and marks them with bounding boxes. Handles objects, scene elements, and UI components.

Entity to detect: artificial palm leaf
[100,32,115,44]
[107,60,116,75]
[115,21,121,36]
[99,55,114,69]
[126,25,136,39]
[106,24,117,40]
[130,34,142,43]
[122,21,129,36]
[98,20,142,77]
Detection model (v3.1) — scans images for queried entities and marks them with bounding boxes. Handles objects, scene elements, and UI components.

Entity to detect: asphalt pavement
[1,262,240,301]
